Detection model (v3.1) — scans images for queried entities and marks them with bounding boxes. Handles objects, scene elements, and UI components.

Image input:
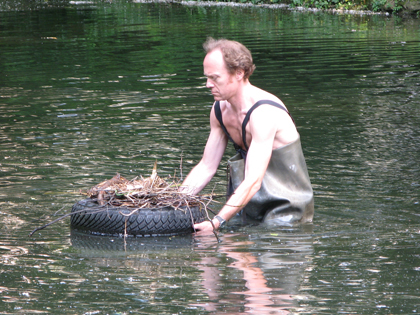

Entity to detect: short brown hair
[203,37,256,80]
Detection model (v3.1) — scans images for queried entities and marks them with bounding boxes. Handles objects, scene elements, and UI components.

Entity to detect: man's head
[203,37,256,80]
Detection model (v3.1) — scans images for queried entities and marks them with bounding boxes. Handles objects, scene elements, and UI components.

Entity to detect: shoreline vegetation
[138,0,420,16]
[0,0,419,15]
[133,0,417,16]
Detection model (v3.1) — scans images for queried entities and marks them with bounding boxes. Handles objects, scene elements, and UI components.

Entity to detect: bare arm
[194,106,287,233]
[180,105,228,195]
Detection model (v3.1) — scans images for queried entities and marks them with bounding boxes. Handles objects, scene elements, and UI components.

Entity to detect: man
[181,38,314,233]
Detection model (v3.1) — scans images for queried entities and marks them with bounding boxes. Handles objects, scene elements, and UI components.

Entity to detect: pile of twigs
[83,162,214,210]
[28,162,220,239]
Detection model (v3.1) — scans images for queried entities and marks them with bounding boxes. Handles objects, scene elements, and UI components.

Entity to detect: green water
[1,1,419,314]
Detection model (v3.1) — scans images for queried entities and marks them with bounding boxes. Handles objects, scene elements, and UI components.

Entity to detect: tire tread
[70,199,206,236]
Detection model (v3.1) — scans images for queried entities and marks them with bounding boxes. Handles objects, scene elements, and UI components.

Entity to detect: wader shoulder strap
[242,100,295,151]
[214,101,246,157]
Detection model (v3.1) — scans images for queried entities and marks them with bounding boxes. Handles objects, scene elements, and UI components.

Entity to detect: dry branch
[83,170,215,210]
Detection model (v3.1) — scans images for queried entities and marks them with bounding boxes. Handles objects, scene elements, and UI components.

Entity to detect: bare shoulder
[209,102,227,135]
[252,87,286,106]
[249,93,298,147]
[250,103,292,127]
[250,90,291,122]
[209,101,219,122]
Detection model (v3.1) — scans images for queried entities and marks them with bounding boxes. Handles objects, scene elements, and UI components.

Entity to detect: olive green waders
[215,100,314,224]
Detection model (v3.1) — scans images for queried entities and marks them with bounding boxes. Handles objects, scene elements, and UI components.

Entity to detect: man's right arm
[180,105,228,195]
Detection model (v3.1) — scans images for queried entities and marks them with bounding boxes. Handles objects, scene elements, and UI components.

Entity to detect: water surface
[1,1,419,314]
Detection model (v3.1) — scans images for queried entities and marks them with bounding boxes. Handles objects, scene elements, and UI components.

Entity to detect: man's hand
[193,219,219,235]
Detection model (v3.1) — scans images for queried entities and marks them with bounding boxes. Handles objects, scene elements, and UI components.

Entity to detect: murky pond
[1,1,419,314]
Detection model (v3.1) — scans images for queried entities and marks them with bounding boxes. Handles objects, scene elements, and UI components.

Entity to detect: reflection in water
[70,230,197,255]
[69,227,313,314]
[192,228,313,314]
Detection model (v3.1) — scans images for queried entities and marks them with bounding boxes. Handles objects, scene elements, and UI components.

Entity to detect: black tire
[70,198,206,237]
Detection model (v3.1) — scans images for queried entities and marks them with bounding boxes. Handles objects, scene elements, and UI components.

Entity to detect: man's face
[203,49,238,102]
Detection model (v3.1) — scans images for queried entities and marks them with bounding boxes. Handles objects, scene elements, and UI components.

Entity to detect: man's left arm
[193,107,278,233]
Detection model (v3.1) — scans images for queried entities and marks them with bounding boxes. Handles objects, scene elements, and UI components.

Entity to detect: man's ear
[236,69,245,81]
